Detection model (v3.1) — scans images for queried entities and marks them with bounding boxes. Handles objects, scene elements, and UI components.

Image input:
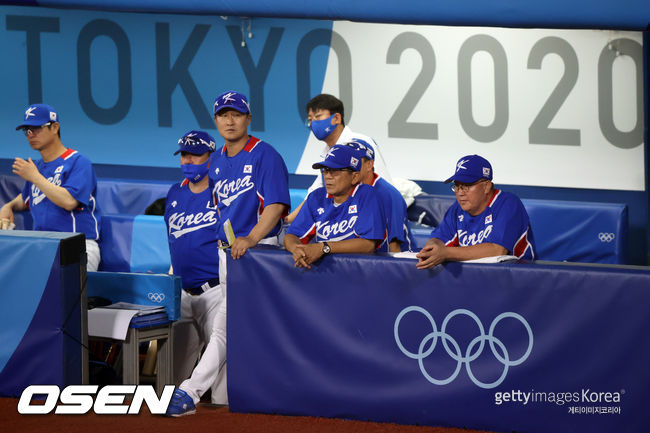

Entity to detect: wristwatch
[322,242,331,255]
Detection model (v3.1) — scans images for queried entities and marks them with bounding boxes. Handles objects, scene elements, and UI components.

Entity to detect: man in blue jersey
[166,91,290,416]
[164,130,227,413]
[343,139,412,252]
[284,144,385,268]
[416,154,536,269]
[0,104,101,270]
[209,91,290,261]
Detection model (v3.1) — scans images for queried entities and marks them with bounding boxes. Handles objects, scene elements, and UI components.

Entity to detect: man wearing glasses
[0,104,101,271]
[284,144,386,269]
[416,154,536,269]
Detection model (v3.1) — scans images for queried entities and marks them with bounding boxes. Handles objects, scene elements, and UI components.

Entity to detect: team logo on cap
[243,165,252,174]
[348,205,357,214]
[221,92,237,104]
[325,147,338,158]
[215,92,251,112]
[483,167,491,177]
[25,107,36,119]
[456,159,469,172]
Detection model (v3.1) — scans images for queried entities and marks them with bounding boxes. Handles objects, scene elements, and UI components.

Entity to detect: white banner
[297,23,645,191]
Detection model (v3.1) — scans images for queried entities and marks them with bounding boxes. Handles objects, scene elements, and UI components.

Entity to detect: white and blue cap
[343,139,375,161]
[312,144,361,172]
[444,154,493,184]
[16,103,59,130]
[174,130,217,155]
[213,91,251,115]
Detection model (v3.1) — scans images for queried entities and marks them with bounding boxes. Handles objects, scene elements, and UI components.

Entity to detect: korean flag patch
[485,214,492,224]
[243,165,252,174]
[348,205,357,214]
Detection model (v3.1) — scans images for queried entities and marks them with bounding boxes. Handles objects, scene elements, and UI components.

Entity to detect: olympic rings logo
[394,306,533,389]
[147,292,166,303]
[598,232,615,243]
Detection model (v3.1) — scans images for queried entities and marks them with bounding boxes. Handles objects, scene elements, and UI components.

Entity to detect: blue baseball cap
[213,91,251,115]
[16,104,59,130]
[174,130,217,155]
[343,138,375,161]
[312,144,362,172]
[444,154,493,184]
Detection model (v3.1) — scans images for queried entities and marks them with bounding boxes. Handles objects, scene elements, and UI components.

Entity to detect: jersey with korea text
[430,189,536,260]
[209,136,290,242]
[21,149,101,240]
[165,180,220,289]
[287,183,387,250]
[371,174,412,251]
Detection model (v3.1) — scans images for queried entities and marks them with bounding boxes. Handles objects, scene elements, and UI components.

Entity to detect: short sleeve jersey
[371,174,412,251]
[209,136,290,242]
[430,189,536,260]
[287,183,387,251]
[21,149,101,240]
[165,180,220,289]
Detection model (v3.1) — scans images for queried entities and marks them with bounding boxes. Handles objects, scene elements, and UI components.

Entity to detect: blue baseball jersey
[287,183,387,250]
[371,174,412,251]
[165,180,220,288]
[21,149,101,240]
[209,136,290,242]
[430,189,536,260]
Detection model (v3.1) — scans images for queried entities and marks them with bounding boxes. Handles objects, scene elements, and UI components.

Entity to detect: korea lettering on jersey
[165,181,220,289]
[21,149,101,240]
[287,184,387,250]
[208,137,290,242]
[430,189,536,260]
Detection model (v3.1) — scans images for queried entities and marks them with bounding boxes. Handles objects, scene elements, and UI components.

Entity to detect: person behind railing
[166,91,290,417]
[342,139,412,252]
[285,93,392,223]
[416,154,536,269]
[163,130,227,413]
[0,103,102,271]
[284,144,386,269]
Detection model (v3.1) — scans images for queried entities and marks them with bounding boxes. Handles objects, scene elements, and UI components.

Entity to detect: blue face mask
[181,160,210,183]
[310,114,337,140]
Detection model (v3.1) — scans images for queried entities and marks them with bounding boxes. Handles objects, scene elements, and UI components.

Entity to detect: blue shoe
[165,389,196,417]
